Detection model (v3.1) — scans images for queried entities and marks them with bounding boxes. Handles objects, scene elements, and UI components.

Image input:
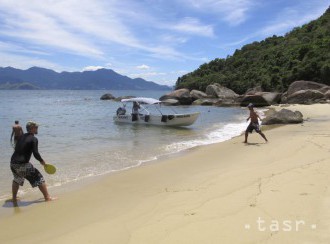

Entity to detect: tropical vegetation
[175,7,330,94]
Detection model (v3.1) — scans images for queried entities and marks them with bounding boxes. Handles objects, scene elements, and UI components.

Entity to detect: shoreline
[1,104,330,243]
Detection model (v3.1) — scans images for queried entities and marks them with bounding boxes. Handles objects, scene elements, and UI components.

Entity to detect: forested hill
[176,7,330,94]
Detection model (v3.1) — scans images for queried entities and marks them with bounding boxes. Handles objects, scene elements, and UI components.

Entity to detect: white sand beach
[1,104,330,244]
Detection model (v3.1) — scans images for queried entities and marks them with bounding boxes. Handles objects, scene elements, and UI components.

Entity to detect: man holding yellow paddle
[10,121,56,205]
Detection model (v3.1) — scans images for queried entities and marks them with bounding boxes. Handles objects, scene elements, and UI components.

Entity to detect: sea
[0,90,249,201]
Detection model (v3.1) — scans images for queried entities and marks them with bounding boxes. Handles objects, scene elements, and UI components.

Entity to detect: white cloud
[0,51,62,71]
[171,17,214,37]
[179,0,255,25]
[225,2,329,48]
[82,66,105,71]
[136,64,150,70]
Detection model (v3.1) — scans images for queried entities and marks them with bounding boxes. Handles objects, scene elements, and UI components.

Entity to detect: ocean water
[0,90,248,200]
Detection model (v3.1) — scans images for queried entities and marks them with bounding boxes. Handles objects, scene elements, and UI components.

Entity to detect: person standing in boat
[132,101,140,121]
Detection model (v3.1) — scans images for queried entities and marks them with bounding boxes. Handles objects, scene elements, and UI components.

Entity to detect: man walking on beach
[10,120,24,147]
[244,103,268,143]
[10,121,55,206]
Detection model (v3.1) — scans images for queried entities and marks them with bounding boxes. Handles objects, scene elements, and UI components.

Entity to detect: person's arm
[32,137,45,165]
[10,128,14,141]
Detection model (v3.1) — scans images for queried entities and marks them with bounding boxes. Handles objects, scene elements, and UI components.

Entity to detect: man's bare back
[11,121,24,145]
[12,125,23,136]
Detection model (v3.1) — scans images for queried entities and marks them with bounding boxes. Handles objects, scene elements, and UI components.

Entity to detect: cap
[247,103,254,108]
[26,121,39,131]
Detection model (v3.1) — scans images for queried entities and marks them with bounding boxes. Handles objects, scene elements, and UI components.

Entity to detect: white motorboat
[113,97,200,127]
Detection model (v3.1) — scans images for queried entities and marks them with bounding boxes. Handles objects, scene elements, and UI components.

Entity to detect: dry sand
[1,104,330,244]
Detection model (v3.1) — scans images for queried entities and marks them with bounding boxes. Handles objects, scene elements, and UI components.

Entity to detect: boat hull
[113,112,200,127]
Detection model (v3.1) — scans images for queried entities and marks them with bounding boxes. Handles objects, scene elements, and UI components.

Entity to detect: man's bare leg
[244,131,248,143]
[259,132,268,142]
[12,181,19,206]
[38,183,55,201]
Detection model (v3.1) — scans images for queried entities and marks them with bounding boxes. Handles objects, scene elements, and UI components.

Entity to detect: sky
[0,0,329,86]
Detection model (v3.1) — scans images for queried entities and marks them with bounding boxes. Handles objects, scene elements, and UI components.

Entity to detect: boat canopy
[121,97,162,104]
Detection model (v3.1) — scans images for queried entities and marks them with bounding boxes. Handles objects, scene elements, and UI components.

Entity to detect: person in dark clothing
[10,121,55,205]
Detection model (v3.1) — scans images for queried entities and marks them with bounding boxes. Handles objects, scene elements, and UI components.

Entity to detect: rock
[286,89,325,104]
[259,92,282,105]
[262,109,303,125]
[159,88,192,105]
[319,86,330,94]
[192,98,215,106]
[205,83,238,99]
[100,93,115,100]
[190,90,208,100]
[281,91,288,104]
[240,95,270,107]
[161,98,180,106]
[325,90,330,100]
[114,95,135,102]
[286,80,328,96]
[214,99,241,107]
[245,86,263,95]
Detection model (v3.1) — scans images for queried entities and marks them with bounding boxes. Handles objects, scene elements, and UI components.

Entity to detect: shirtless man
[10,120,24,147]
[244,103,268,143]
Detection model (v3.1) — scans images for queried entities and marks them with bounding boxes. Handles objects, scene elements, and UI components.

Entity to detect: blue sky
[0,0,329,86]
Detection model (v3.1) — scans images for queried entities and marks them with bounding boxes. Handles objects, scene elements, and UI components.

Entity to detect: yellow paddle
[44,163,56,174]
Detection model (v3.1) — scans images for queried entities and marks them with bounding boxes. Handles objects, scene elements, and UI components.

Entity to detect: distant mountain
[0,67,170,90]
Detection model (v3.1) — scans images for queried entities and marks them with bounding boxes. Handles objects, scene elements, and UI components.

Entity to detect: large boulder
[240,95,270,107]
[286,89,325,104]
[161,98,180,106]
[262,109,303,125]
[159,88,193,105]
[190,90,208,100]
[325,90,330,100]
[245,86,263,95]
[286,80,328,96]
[205,83,238,99]
[192,98,215,106]
[114,95,135,102]
[259,92,282,105]
[240,92,282,107]
[100,93,115,100]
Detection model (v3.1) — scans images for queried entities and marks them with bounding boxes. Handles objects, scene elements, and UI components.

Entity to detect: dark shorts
[10,162,45,187]
[246,122,261,133]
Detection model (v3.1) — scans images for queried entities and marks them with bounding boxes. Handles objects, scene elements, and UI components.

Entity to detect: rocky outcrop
[161,98,180,106]
[245,86,263,95]
[159,88,193,105]
[262,109,303,125]
[284,80,330,104]
[100,93,115,100]
[205,83,238,99]
[114,95,135,102]
[190,90,208,100]
[325,90,330,100]
[240,95,269,107]
[286,80,328,96]
[287,89,325,104]
[192,98,216,106]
